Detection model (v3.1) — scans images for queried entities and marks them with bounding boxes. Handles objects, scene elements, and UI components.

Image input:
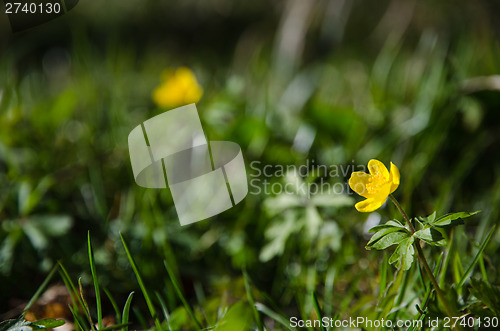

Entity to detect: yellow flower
[152,67,203,108]
[348,159,400,212]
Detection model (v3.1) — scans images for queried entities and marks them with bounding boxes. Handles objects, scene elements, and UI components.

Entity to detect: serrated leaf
[431,211,480,227]
[263,194,303,217]
[259,215,301,262]
[414,218,424,230]
[368,220,406,233]
[470,278,500,316]
[418,211,436,224]
[389,237,415,271]
[369,231,410,250]
[414,227,446,246]
[367,227,403,247]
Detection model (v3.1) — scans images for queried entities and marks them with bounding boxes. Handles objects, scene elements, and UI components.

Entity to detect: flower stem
[388,195,457,321]
[388,195,416,233]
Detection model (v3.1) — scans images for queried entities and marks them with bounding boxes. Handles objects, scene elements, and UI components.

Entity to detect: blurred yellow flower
[152,67,203,108]
[349,159,400,212]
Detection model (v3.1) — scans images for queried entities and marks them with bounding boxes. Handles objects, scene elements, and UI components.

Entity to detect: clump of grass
[57,233,134,331]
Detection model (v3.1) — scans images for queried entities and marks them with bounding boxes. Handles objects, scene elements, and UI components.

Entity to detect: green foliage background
[1,0,500,329]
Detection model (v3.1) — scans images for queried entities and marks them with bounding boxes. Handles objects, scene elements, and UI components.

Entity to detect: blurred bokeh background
[1,0,500,329]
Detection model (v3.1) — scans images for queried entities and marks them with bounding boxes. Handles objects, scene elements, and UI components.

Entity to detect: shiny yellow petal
[389,162,400,193]
[152,67,203,108]
[349,171,374,198]
[176,67,197,87]
[372,180,392,201]
[368,159,390,181]
[355,197,387,212]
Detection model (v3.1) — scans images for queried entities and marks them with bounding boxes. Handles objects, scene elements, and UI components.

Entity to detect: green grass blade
[68,304,88,331]
[311,291,326,331]
[408,253,444,331]
[439,229,455,288]
[259,289,288,318]
[434,252,444,279]
[155,292,172,331]
[479,255,488,281]
[243,269,263,331]
[395,268,410,307]
[379,252,388,299]
[255,303,293,331]
[121,291,134,331]
[59,261,89,318]
[24,263,59,313]
[457,225,496,289]
[163,260,202,330]
[104,288,121,324]
[120,234,162,330]
[452,250,464,286]
[99,323,131,331]
[58,262,78,301]
[324,266,336,318]
[79,277,96,331]
[88,232,103,330]
[132,307,148,330]
[417,263,426,292]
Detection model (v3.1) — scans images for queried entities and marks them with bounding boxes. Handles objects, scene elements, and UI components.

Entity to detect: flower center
[366,173,386,194]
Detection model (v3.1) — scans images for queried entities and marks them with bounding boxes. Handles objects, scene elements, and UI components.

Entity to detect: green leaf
[418,211,436,224]
[30,319,65,329]
[389,237,415,271]
[414,218,424,230]
[366,220,410,250]
[0,318,28,331]
[413,227,446,246]
[0,318,64,331]
[367,223,408,243]
[369,231,409,250]
[259,214,300,262]
[368,220,406,233]
[430,211,480,227]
